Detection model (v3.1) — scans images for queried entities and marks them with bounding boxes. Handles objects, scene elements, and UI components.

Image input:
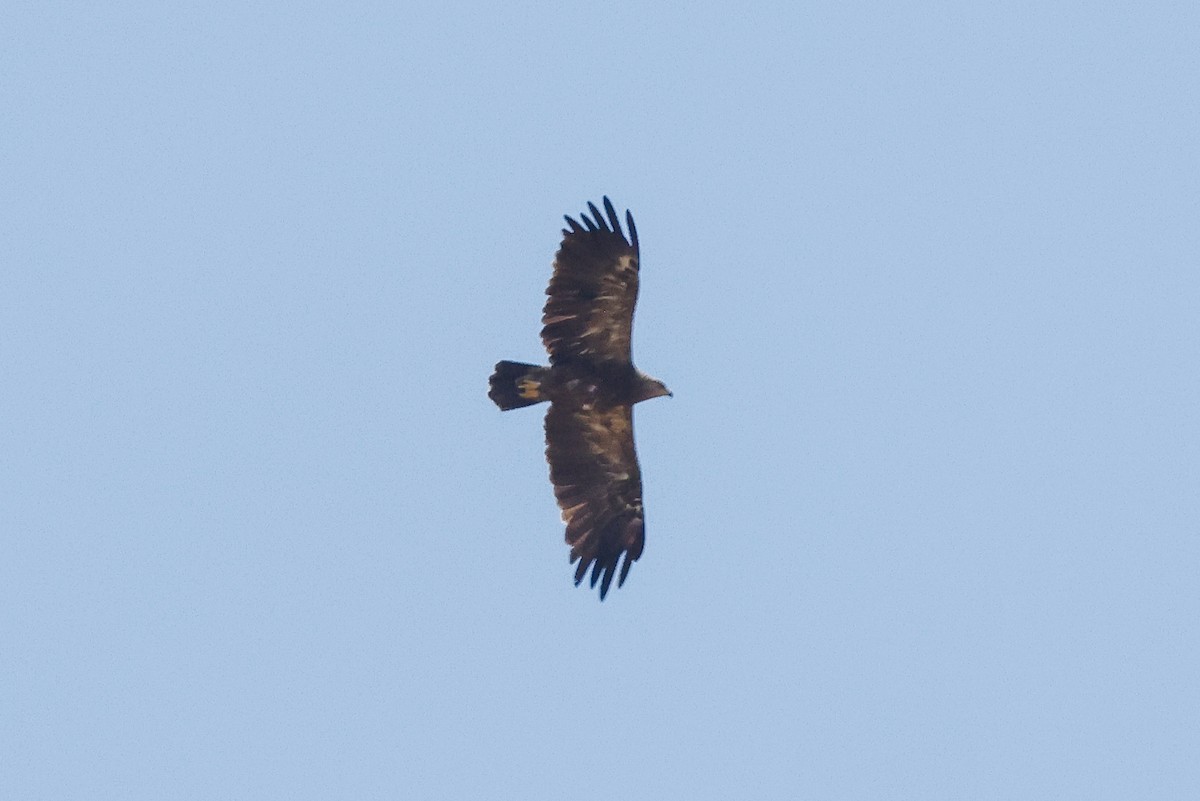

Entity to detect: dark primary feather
[541,196,640,366]
[544,402,645,599]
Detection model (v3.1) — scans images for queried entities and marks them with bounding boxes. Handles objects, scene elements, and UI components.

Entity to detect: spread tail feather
[488,361,547,410]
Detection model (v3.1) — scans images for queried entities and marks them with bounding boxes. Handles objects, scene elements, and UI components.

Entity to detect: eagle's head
[635,371,673,403]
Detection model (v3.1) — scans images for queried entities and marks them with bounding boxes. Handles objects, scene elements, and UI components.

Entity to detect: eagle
[488,197,671,599]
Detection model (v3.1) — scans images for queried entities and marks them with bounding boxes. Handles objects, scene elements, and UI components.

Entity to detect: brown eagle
[488,197,671,599]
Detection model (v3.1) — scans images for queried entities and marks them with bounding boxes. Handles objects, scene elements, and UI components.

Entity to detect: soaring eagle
[488,197,671,599]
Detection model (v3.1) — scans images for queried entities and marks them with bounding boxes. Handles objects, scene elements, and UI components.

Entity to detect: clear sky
[4,2,1198,799]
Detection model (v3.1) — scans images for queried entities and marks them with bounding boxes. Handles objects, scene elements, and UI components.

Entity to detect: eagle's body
[488,198,670,599]
[496,360,667,410]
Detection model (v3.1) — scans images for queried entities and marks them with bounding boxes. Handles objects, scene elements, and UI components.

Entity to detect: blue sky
[3,2,1198,798]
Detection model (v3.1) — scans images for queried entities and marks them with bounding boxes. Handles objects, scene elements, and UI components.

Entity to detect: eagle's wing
[544,401,646,599]
[541,197,640,366]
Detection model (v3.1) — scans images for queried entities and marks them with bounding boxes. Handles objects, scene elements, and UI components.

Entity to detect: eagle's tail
[488,361,547,410]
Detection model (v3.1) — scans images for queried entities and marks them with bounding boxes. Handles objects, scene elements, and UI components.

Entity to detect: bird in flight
[488,197,671,599]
